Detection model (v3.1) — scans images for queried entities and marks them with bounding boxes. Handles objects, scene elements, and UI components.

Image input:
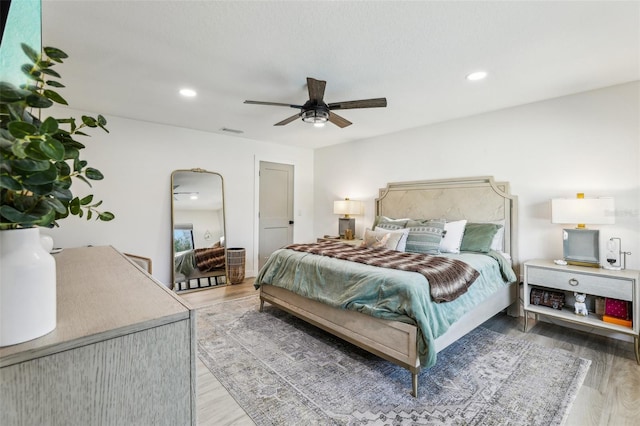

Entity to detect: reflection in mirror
[171,169,227,292]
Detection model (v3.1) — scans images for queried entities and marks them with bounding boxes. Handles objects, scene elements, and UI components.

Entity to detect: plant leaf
[21,63,41,80]
[43,89,68,105]
[0,175,22,191]
[40,68,61,78]
[43,46,68,60]
[81,116,97,127]
[43,197,67,214]
[56,160,71,177]
[13,158,51,172]
[34,206,57,227]
[0,204,41,226]
[40,116,59,134]
[99,211,115,221]
[0,82,29,103]
[21,43,40,62]
[39,137,65,161]
[45,80,65,88]
[23,181,54,196]
[64,147,79,160]
[80,194,93,205]
[50,186,72,203]
[69,197,81,215]
[25,94,53,108]
[23,163,58,185]
[24,141,51,160]
[10,140,28,158]
[8,121,38,138]
[85,167,104,180]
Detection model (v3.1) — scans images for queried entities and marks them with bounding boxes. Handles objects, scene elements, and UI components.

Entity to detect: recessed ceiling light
[466,71,487,81]
[179,88,197,97]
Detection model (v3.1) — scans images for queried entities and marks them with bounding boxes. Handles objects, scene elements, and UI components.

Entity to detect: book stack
[602,297,632,328]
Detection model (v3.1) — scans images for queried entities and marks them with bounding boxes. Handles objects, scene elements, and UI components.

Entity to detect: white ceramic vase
[0,228,57,347]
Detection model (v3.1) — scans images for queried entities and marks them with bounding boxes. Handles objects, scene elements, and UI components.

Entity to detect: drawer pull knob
[569,278,579,286]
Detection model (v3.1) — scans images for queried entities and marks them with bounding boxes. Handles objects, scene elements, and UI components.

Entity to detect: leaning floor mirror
[171,169,227,292]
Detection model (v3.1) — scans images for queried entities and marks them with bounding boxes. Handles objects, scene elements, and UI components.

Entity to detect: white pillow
[362,228,403,250]
[439,220,467,253]
[374,226,410,251]
[487,220,505,251]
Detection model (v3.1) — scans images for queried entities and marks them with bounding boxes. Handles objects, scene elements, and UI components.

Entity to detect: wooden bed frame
[259,176,519,396]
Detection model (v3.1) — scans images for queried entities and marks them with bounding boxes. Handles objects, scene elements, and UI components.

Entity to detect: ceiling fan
[173,185,199,201]
[244,77,387,128]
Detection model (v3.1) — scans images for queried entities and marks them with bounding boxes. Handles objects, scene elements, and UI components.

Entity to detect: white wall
[42,110,315,285]
[314,82,640,272]
[39,82,639,286]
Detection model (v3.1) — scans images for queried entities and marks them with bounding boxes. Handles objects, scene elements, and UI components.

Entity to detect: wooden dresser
[0,246,196,426]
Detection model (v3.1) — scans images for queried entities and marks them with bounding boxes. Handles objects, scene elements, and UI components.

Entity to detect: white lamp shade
[333,199,364,216]
[551,197,615,225]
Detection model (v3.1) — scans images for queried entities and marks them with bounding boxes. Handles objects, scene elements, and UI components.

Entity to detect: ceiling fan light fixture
[301,109,329,124]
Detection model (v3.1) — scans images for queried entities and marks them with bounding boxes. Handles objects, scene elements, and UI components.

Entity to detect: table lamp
[551,193,614,267]
[333,198,364,239]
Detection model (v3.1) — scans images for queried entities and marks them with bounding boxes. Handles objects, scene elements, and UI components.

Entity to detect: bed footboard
[259,284,421,396]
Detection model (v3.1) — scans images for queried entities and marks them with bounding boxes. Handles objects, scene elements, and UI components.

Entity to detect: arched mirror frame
[171,168,227,292]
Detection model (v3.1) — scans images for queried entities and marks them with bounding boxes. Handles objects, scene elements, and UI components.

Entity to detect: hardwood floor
[180,279,257,426]
[180,281,640,426]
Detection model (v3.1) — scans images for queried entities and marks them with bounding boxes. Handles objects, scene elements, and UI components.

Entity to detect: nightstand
[317,237,363,247]
[523,259,639,364]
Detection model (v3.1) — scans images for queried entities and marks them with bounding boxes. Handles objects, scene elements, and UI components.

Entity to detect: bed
[254,176,519,396]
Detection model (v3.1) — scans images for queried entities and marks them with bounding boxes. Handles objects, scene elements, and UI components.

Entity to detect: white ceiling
[41,1,639,150]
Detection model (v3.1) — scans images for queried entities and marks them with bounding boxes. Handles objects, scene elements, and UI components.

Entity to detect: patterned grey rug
[197,295,590,425]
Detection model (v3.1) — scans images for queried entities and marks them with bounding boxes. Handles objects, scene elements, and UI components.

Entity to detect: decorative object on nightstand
[574,293,588,316]
[603,237,632,270]
[551,193,615,268]
[333,198,364,239]
[523,259,639,364]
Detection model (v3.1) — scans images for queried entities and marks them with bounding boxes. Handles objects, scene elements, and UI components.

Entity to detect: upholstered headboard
[376,176,519,273]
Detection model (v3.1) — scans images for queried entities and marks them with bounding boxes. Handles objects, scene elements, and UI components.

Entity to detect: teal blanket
[254,249,516,368]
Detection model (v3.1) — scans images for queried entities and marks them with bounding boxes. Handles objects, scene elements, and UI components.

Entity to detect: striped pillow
[405,219,446,255]
[373,216,409,230]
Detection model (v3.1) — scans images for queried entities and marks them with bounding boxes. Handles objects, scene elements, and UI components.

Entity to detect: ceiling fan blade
[274,114,300,126]
[328,112,352,128]
[244,100,303,109]
[328,98,387,110]
[307,78,326,102]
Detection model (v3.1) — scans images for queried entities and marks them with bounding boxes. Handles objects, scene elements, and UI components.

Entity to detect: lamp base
[338,217,355,239]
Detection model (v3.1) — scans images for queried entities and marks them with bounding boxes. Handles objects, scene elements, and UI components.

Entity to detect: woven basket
[226,248,245,285]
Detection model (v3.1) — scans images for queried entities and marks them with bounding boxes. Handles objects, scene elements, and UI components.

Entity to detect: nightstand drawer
[527,266,633,301]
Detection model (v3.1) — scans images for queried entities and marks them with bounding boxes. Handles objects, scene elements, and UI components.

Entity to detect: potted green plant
[0,44,114,346]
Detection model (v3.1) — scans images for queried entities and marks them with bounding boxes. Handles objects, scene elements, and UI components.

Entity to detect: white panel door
[259,161,294,269]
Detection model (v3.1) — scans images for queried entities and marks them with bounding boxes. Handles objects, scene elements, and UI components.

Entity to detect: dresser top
[1,246,192,367]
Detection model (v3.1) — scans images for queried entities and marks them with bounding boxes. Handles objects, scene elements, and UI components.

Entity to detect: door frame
[253,155,296,277]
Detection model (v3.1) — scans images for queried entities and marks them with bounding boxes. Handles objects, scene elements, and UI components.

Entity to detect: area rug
[197,295,590,425]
